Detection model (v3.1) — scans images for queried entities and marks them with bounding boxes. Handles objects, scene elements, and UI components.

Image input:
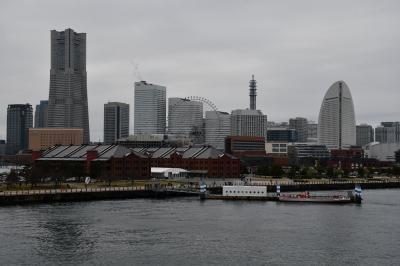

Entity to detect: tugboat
[277,184,363,204]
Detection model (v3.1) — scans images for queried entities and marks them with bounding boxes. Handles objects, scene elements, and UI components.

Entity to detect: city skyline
[1,1,400,141]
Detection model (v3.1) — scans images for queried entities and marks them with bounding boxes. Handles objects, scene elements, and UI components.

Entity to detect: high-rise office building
[34,100,48,128]
[318,81,356,149]
[375,122,400,143]
[134,81,166,135]
[168,98,203,142]
[205,111,231,150]
[47,28,90,143]
[356,124,374,147]
[0,140,6,155]
[230,109,267,138]
[6,104,33,154]
[289,117,308,142]
[307,122,318,142]
[267,128,298,142]
[104,102,130,144]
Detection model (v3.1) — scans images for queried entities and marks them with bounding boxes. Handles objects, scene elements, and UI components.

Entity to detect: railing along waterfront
[1,180,399,196]
[0,186,147,197]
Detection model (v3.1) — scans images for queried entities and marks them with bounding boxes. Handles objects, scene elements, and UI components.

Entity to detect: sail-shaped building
[318,81,356,149]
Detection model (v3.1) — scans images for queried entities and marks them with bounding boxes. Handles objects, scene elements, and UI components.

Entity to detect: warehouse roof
[37,145,237,161]
[37,145,147,161]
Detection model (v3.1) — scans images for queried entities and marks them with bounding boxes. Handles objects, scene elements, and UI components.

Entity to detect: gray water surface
[0,189,399,266]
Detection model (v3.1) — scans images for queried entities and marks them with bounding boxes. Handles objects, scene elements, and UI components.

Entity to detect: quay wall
[0,188,197,205]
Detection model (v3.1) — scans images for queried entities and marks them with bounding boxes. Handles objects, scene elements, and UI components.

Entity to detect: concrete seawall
[1,180,399,205]
[0,188,198,205]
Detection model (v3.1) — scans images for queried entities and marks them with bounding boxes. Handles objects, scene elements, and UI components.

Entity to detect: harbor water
[0,189,399,265]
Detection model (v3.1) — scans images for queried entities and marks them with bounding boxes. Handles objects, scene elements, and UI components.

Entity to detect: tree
[25,166,42,188]
[256,164,270,176]
[357,167,365,178]
[270,164,284,178]
[326,167,334,178]
[256,164,283,178]
[6,169,19,189]
[288,166,298,179]
[395,149,400,164]
[392,166,400,177]
[306,167,317,179]
[299,166,309,179]
[334,168,344,178]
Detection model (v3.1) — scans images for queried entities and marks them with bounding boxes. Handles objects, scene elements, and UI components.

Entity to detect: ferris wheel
[167,96,224,146]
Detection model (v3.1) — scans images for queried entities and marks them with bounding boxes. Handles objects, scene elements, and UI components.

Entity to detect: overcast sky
[1,0,399,141]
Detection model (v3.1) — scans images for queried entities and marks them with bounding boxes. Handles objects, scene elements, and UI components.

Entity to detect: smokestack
[249,74,257,110]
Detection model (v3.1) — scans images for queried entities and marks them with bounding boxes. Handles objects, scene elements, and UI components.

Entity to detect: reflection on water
[0,190,399,266]
[35,204,97,260]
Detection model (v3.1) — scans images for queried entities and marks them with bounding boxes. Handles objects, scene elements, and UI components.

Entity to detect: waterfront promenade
[0,186,147,197]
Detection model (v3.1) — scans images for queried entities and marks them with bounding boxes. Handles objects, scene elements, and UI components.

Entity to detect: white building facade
[134,81,166,135]
[375,122,400,143]
[230,109,267,139]
[168,98,203,141]
[365,142,400,161]
[356,124,374,147]
[204,111,231,150]
[318,81,356,149]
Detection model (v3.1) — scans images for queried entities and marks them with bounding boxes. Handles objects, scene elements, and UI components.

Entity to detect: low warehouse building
[133,146,241,178]
[34,144,151,180]
[33,145,241,179]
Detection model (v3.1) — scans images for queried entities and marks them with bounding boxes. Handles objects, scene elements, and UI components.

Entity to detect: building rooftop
[231,109,265,116]
[37,145,237,161]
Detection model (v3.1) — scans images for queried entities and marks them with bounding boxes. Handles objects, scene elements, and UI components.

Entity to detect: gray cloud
[0,0,399,140]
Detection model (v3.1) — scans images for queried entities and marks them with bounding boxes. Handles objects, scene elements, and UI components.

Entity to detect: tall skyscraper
[0,140,6,155]
[318,81,356,149]
[230,109,268,138]
[104,102,130,144]
[134,81,166,135]
[230,75,267,138]
[168,97,203,142]
[375,122,400,143]
[34,100,48,128]
[356,124,374,147]
[47,28,90,143]
[6,104,33,154]
[289,117,308,142]
[205,111,231,150]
